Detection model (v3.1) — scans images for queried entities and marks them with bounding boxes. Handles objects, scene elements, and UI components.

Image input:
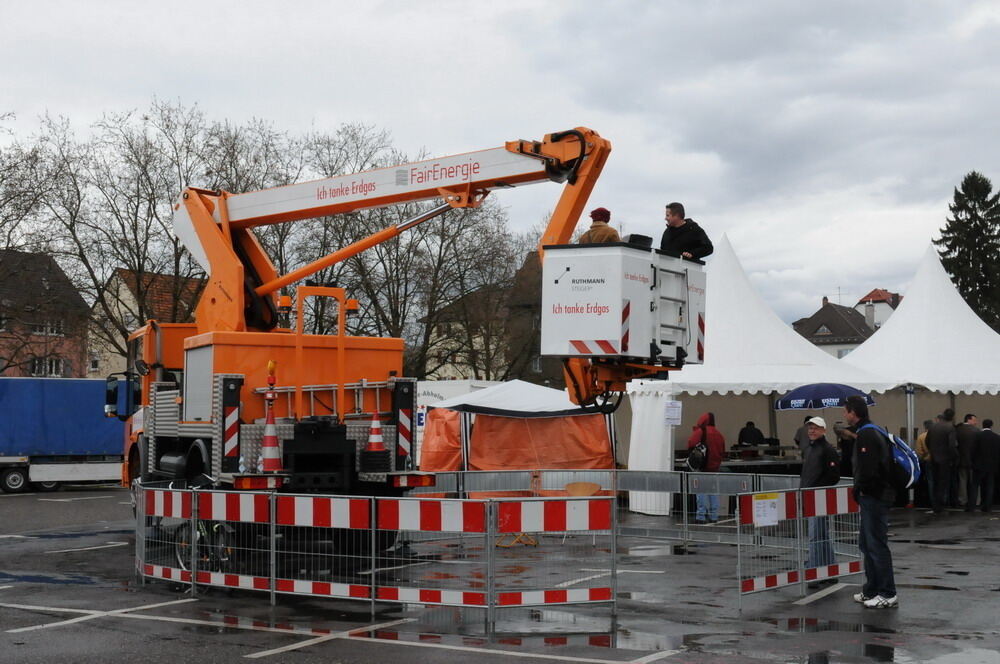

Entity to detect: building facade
[0,250,89,377]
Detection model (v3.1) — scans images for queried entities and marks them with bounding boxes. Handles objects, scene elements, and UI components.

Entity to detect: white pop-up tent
[626,236,896,514]
[845,245,1000,394]
[844,245,1000,437]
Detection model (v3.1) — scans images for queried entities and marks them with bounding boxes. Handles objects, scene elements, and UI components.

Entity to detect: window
[531,356,542,373]
[31,357,64,377]
[31,320,64,336]
[814,325,832,336]
[90,355,100,371]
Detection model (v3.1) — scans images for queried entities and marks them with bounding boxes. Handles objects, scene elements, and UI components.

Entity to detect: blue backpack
[857,423,922,490]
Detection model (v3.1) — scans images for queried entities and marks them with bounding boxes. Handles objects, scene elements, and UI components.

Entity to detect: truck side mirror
[104,376,119,418]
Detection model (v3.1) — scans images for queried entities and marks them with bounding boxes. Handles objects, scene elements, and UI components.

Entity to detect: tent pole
[905,384,915,442]
[767,392,778,440]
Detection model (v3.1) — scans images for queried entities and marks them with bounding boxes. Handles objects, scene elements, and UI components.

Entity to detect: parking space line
[556,572,611,588]
[5,598,197,633]
[38,496,113,503]
[631,649,683,663]
[0,535,35,539]
[245,618,413,659]
[345,632,629,664]
[357,561,431,575]
[44,541,128,554]
[0,586,11,590]
[793,582,851,605]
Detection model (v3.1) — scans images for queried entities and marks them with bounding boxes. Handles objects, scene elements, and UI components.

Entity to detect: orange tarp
[419,408,463,471]
[468,413,612,470]
[420,408,612,472]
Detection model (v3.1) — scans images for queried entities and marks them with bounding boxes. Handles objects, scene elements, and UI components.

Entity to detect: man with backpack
[844,395,898,609]
[686,412,726,523]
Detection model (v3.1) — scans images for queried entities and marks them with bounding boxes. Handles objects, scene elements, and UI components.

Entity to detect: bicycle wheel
[206,524,234,572]
[174,522,193,570]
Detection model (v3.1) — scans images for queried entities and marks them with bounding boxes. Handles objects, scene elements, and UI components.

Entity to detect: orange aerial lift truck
[105,126,703,495]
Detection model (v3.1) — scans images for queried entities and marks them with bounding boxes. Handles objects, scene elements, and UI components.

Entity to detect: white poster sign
[664,400,683,426]
[753,493,780,527]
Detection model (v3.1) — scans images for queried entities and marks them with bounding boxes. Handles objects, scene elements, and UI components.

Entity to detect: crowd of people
[915,410,1000,514]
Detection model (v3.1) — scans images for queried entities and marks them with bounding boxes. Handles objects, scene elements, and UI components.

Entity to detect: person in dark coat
[800,417,841,586]
[687,412,726,523]
[970,419,1000,512]
[660,202,713,260]
[737,421,765,446]
[956,413,980,510]
[925,409,958,514]
[845,395,897,608]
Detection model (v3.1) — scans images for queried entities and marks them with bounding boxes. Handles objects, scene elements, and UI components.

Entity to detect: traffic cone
[365,416,386,452]
[260,392,283,473]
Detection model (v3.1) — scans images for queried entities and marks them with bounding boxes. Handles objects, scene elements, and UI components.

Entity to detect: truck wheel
[1,468,29,493]
[33,481,60,492]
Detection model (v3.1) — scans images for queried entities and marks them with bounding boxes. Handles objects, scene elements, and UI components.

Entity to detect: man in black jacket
[799,416,841,587]
[956,413,980,510]
[970,419,1000,512]
[844,395,897,609]
[925,409,958,514]
[660,202,713,260]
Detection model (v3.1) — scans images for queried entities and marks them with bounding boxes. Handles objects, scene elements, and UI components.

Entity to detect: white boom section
[174,146,549,274]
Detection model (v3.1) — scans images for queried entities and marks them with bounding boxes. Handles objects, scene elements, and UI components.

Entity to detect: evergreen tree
[934,171,1000,331]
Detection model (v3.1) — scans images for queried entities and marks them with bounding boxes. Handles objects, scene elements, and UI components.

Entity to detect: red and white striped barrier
[275,495,370,529]
[740,571,801,593]
[198,491,270,523]
[377,498,486,533]
[801,486,859,517]
[804,560,862,581]
[497,587,613,606]
[143,563,191,583]
[397,408,412,456]
[374,586,486,606]
[496,498,612,533]
[197,570,270,591]
[145,490,192,519]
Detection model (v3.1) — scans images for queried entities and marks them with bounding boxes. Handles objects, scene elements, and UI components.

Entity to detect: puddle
[29,529,132,540]
[623,544,695,556]
[758,617,895,634]
[897,583,961,591]
[0,571,97,585]
[944,571,970,576]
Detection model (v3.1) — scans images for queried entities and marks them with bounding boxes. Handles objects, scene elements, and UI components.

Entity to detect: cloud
[3,0,997,327]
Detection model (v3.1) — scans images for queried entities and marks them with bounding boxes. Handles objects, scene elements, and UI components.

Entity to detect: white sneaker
[863,595,898,609]
[853,592,873,603]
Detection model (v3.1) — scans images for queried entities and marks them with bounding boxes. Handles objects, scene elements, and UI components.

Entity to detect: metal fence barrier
[135,482,615,621]
[736,485,862,610]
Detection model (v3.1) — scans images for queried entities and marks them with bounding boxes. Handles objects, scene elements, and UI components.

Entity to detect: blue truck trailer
[0,378,124,492]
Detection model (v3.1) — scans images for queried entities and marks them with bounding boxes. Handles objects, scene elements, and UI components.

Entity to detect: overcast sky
[5,1,1000,321]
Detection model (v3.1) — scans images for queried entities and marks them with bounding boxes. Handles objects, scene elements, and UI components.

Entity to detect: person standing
[914,420,934,510]
[793,415,812,452]
[659,202,713,260]
[844,395,897,609]
[799,417,841,587]
[834,422,857,478]
[970,419,1000,513]
[578,207,621,244]
[956,413,980,510]
[687,412,726,523]
[925,410,958,515]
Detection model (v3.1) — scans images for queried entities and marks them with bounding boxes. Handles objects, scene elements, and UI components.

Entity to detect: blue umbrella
[774,383,876,411]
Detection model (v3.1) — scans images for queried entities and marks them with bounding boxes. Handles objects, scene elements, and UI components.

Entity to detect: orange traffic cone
[260,369,282,473]
[366,416,386,452]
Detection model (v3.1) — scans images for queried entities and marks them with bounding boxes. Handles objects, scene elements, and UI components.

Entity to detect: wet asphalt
[1,486,999,663]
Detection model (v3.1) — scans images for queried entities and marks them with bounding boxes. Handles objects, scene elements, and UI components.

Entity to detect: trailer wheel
[1,468,29,493]
[32,481,60,492]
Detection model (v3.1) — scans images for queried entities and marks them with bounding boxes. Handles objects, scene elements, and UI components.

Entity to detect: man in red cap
[578,207,621,244]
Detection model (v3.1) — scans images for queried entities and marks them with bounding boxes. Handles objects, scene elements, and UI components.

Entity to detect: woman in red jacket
[688,412,726,522]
